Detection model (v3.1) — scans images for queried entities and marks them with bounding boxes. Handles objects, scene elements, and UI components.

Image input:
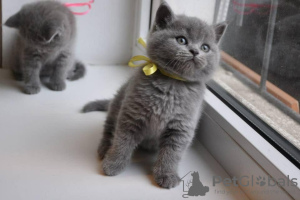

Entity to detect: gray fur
[82,99,111,112]
[5,1,85,94]
[84,2,226,189]
[67,61,86,81]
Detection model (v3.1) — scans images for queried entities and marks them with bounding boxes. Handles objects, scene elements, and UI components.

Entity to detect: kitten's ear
[214,21,228,43]
[5,12,21,28]
[154,1,175,29]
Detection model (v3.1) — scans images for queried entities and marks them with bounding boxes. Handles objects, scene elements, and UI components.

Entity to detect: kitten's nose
[190,49,199,56]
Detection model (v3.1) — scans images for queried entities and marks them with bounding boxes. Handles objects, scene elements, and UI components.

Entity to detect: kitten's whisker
[173,59,181,71]
[164,58,176,68]
[168,59,178,68]
[177,55,190,58]
[177,55,193,63]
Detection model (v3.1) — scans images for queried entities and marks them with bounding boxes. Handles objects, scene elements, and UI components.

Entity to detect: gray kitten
[5,1,85,94]
[83,2,226,189]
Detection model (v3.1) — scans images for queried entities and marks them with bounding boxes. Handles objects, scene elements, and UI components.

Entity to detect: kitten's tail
[82,100,111,113]
[68,61,86,81]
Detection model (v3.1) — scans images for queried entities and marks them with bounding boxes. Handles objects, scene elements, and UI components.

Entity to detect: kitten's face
[5,2,70,49]
[147,2,227,82]
[19,16,64,47]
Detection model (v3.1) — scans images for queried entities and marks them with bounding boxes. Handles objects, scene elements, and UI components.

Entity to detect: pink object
[232,0,275,15]
[65,0,94,15]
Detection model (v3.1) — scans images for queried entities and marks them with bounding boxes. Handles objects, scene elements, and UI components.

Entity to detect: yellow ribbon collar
[128,38,186,82]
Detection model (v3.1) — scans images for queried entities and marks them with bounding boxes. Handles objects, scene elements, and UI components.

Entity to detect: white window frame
[200,90,300,199]
[132,0,151,56]
[132,0,300,199]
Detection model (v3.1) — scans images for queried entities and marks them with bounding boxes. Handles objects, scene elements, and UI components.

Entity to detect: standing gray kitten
[5,1,85,94]
[83,2,226,189]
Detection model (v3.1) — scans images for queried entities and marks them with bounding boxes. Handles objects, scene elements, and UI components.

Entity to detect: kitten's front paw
[154,172,181,189]
[24,85,41,95]
[102,154,128,176]
[49,81,66,91]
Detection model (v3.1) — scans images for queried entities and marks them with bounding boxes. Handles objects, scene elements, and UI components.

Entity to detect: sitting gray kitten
[83,2,226,189]
[5,1,85,94]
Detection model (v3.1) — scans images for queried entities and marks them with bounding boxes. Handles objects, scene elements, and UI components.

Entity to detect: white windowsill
[0,65,248,200]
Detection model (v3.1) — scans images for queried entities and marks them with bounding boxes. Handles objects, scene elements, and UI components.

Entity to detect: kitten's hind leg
[67,61,86,81]
[97,113,116,160]
[95,84,127,159]
[101,96,145,175]
[101,115,145,176]
[83,100,114,158]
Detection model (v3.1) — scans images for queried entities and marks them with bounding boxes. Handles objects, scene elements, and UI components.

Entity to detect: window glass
[217,0,300,150]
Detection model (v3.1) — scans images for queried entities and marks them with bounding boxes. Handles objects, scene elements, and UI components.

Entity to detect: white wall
[159,0,216,24]
[2,0,137,68]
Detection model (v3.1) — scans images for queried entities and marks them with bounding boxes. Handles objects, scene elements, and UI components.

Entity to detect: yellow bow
[128,55,158,76]
[128,38,186,81]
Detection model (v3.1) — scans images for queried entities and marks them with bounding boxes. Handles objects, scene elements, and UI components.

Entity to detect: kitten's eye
[201,44,210,52]
[176,37,188,45]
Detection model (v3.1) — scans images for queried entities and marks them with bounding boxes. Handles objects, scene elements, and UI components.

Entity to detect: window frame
[131,0,152,57]
[207,81,300,169]
[199,88,300,200]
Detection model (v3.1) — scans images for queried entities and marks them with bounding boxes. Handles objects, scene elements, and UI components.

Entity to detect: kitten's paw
[49,81,66,91]
[102,155,128,176]
[24,85,41,95]
[154,173,181,189]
